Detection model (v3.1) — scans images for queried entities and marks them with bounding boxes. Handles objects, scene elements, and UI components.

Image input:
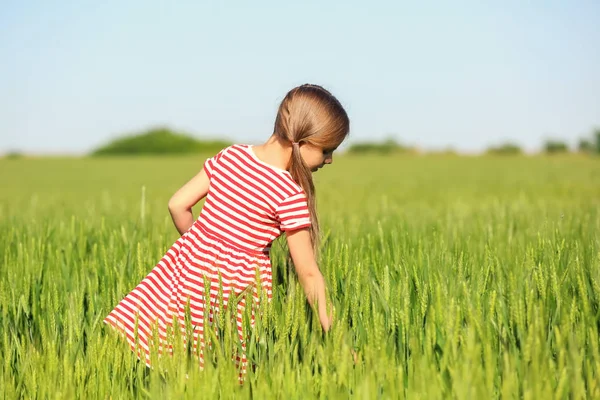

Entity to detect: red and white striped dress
[103,144,311,375]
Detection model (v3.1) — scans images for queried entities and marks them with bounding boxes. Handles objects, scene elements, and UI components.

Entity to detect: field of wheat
[1,154,599,399]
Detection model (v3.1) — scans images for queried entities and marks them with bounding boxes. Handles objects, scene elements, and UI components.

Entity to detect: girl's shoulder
[214,143,247,154]
[207,144,249,165]
[217,144,304,194]
[219,143,255,158]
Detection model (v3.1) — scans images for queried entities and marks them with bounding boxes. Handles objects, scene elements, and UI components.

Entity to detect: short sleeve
[275,191,311,231]
[203,147,228,180]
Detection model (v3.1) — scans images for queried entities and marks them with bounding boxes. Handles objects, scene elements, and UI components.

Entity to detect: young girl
[103,83,350,378]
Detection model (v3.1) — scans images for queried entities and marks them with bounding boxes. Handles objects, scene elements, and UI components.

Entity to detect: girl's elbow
[168,198,181,213]
[168,198,193,218]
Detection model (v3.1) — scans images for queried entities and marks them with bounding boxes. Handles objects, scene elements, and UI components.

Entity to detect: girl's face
[300,143,336,172]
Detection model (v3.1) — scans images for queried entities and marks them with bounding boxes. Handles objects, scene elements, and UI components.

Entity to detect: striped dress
[103,144,311,375]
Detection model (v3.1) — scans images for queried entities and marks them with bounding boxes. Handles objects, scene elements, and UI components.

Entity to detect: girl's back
[198,144,311,254]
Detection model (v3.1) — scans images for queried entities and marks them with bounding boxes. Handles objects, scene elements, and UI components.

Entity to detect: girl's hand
[319,309,333,332]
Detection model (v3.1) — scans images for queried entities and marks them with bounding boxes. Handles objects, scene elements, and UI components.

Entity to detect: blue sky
[1,0,598,154]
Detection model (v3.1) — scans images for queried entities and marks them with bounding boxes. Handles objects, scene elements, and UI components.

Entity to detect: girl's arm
[168,168,211,235]
[286,228,333,332]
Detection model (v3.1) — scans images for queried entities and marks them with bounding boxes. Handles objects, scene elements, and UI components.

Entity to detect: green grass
[1,154,599,399]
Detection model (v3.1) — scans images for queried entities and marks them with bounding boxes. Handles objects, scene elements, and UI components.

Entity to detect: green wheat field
[1,154,599,399]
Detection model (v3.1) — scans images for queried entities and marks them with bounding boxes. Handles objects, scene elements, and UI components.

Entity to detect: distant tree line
[92,126,600,156]
[346,128,600,155]
[345,138,416,155]
[486,143,523,155]
[3,126,599,158]
[91,127,231,156]
[486,128,600,155]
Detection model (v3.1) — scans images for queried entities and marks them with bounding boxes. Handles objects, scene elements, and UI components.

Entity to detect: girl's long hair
[273,84,350,254]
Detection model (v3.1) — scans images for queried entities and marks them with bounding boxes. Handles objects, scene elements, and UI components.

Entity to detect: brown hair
[273,84,350,254]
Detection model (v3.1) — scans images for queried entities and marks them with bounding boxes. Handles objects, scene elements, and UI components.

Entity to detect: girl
[103,83,350,378]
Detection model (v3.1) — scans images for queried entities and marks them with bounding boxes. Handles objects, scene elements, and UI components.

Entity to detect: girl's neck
[252,135,292,171]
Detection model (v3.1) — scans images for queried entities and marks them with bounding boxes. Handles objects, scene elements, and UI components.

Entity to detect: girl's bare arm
[286,228,333,332]
[168,168,210,235]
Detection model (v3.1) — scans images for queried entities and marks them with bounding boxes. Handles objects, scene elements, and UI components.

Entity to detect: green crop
[1,154,599,399]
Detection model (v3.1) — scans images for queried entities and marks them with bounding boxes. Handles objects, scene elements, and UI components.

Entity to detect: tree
[486,142,523,155]
[578,138,594,153]
[347,137,413,155]
[91,127,231,156]
[543,140,569,154]
[577,127,600,154]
